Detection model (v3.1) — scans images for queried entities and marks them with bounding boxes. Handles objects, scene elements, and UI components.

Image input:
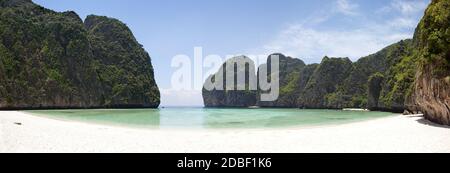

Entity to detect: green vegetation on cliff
[414,0,450,75]
[257,53,306,107]
[0,0,160,109]
[328,40,412,110]
[377,43,416,112]
[85,15,160,107]
[299,57,353,109]
[203,56,257,107]
[408,0,450,125]
[202,38,417,110]
[203,38,418,111]
[202,0,449,120]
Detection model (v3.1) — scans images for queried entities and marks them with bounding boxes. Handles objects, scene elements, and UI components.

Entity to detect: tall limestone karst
[85,15,160,108]
[257,53,306,107]
[201,0,449,126]
[0,0,160,109]
[342,39,414,112]
[407,0,450,125]
[298,57,353,109]
[202,39,419,111]
[202,56,257,107]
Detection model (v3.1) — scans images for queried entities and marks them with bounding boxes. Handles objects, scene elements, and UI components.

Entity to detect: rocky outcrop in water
[0,0,160,109]
[202,56,257,107]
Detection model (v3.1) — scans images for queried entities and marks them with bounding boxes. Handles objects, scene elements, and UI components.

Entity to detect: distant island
[203,0,449,125]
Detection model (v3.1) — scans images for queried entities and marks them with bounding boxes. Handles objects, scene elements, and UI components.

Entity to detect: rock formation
[299,57,353,109]
[0,0,160,109]
[202,41,416,111]
[85,15,160,108]
[202,56,257,107]
[202,0,450,126]
[407,0,450,125]
[257,53,306,107]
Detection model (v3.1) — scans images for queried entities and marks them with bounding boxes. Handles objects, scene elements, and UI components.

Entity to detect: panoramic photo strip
[0,0,449,170]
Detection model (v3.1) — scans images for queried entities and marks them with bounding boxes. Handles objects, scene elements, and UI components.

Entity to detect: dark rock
[203,56,257,107]
[367,73,384,110]
[403,110,412,115]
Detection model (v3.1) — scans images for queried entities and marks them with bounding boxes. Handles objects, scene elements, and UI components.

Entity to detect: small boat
[248,106,260,109]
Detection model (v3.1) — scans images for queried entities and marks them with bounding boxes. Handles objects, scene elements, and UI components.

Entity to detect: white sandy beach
[0,111,449,153]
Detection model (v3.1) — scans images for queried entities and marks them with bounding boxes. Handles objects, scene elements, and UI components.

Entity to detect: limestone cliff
[202,56,257,107]
[407,0,450,125]
[299,57,353,109]
[85,15,160,108]
[257,53,306,107]
[362,40,414,112]
[0,0,160,109]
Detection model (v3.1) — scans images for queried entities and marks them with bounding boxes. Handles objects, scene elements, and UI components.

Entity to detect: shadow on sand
[413,116,450,129]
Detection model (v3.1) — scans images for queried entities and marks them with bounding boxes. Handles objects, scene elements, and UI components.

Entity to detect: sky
[33,0,430,106]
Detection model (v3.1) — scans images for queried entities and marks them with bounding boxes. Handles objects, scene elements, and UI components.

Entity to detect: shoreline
[24,110,397,132]
[1,111,450,153]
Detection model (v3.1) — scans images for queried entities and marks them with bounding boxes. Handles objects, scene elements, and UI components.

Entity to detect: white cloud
[253,0,429,64]
[336,0,359,16]
[262,24,411,63]
[391,0,428,15]
[375,0,428,15]
[379,0,429,29]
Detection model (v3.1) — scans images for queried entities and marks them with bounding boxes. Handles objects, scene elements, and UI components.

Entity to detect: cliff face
[202,56,257,107]
[328,40,413,110]
[367,73,384,109]
[257,53,306,107]
[85,15,160,108]
[410,65,450,124]
[202,42,414,110]
[0,0,160,109]
[407,0,450,125]
[256,44,414,110]
[299,57,353,109]
[200,1,448,124]
[351,40,414,112]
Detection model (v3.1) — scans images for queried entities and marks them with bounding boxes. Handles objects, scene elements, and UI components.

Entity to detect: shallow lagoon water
[27,108,395,129]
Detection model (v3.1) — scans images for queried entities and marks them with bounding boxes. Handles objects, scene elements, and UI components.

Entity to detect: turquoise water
[26,108,394,129]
